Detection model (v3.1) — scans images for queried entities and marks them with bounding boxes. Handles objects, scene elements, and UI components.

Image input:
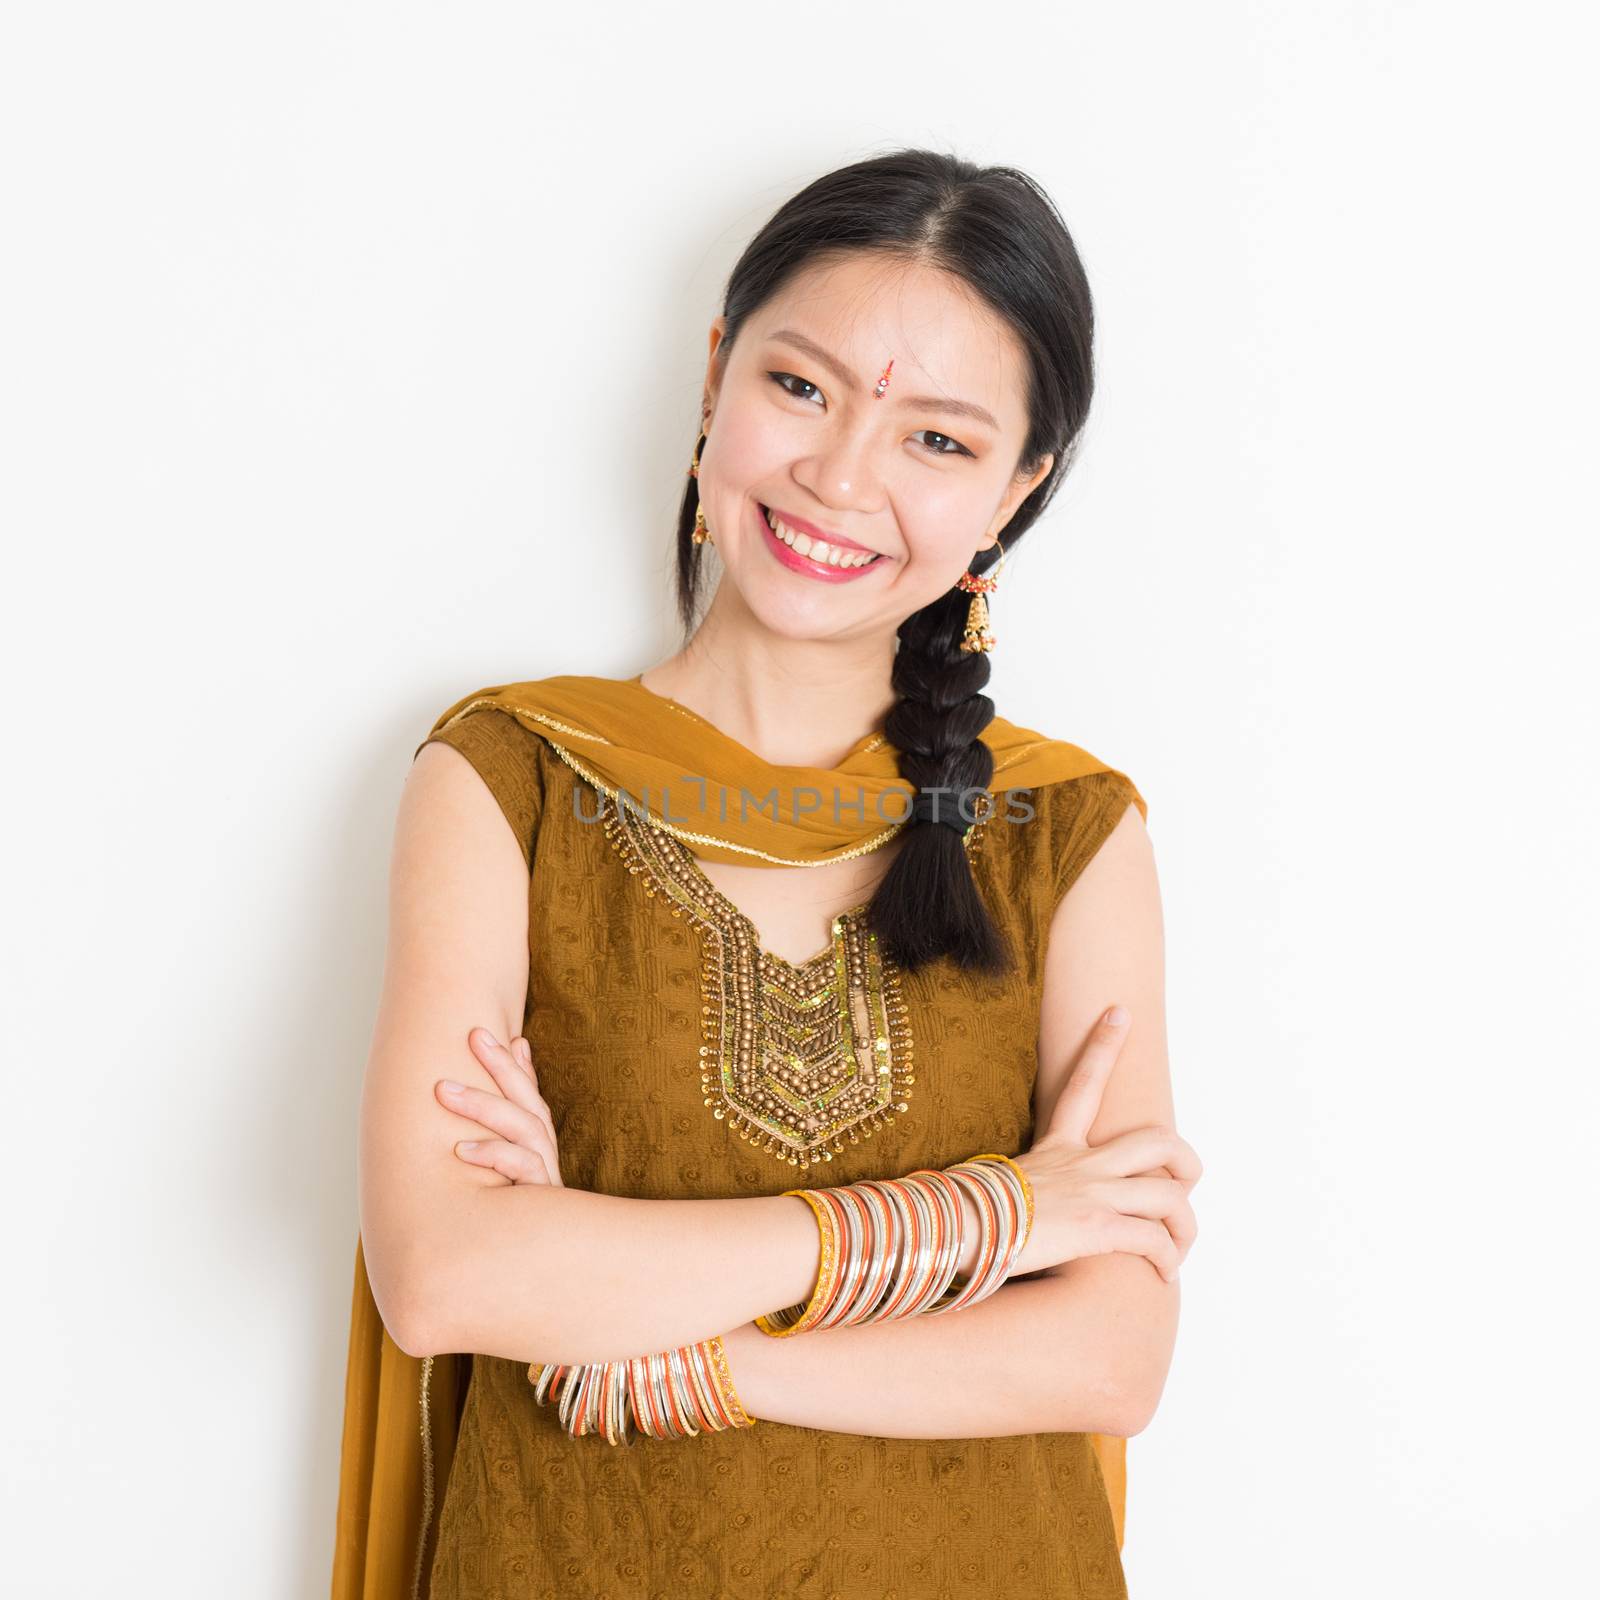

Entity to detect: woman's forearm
[411,1178,989,1365]
[414,1184,812,1361]
[719,1273,1137,1439]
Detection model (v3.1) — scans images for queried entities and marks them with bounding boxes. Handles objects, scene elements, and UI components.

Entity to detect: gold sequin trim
[433,696,614,747]
[540,734,915,868]
[412,1354,435,1600]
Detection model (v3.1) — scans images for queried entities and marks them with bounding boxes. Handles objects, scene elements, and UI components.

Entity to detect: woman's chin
[730,584,875,645]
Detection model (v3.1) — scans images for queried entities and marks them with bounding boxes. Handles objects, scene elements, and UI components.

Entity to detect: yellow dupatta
[331,674,1142,1596]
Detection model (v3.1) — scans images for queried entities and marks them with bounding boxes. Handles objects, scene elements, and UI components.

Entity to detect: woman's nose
[793,431,885,514]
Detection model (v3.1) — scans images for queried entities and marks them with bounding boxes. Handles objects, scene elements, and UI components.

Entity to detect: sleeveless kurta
[416,702,1143,1600]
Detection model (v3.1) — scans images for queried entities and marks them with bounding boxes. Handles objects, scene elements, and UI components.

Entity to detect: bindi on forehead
[767,328,1002,431]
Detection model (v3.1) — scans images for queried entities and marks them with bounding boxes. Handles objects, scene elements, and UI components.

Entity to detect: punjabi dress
[333,679,1146,1600]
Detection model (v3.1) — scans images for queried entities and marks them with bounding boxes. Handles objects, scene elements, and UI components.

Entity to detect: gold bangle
[705,1332,757,1429]
[755,1187,840,1337]
[971,1151,1034,1248]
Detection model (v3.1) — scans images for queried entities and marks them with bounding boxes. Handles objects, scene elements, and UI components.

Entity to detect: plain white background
[3,3,1595,1594]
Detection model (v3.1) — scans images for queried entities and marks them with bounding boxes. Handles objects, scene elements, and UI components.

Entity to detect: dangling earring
[955,535,1006,653]
[688,427,713,545]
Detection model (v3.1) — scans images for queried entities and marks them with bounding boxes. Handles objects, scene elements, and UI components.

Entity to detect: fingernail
[1104,1005,1129,1026]
[440,1080,463,1094]
[475,1029,498,1050]
[456,1140,479,1152]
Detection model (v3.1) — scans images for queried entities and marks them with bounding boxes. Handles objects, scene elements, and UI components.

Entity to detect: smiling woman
[333,146,1197,1600]
[760,501,886,578]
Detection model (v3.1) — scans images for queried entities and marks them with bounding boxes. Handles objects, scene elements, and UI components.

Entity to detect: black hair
[673,147,1095,976]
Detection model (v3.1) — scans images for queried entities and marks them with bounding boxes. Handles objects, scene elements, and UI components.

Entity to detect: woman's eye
[768,371,972,459]
[768,371,824,405]
[914,429,973,459]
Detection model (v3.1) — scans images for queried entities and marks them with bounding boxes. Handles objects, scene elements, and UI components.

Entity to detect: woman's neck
[637,641,896,771]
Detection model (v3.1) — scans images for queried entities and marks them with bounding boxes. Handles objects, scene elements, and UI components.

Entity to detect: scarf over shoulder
[332,674,1140,1597]
[415,673,1144,862]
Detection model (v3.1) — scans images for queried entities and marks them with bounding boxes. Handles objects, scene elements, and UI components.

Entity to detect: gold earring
[955,535,1006,653]
[688,429,713,545]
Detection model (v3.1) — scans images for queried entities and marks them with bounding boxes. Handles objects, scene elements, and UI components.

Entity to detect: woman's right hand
[1008,1007,1201,1282]
[438,1028,565,1187]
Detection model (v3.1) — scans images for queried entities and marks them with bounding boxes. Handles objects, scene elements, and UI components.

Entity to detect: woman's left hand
[436,1027,564,1186]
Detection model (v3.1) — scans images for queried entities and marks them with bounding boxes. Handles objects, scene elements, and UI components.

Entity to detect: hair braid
[865,580,1013,976]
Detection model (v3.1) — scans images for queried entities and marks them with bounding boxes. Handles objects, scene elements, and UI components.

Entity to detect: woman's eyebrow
[768,328,999,430]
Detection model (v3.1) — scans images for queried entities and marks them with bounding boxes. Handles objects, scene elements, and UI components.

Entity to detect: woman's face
[695,251,1054,645]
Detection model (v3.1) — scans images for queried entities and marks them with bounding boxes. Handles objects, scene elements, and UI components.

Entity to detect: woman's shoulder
[988,726,1147,903]
[413,686,557,870]
[983,708,1144,810]
[415,680,548,753]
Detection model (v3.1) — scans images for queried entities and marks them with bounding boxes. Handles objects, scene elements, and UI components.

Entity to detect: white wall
[3,4,1594,1594]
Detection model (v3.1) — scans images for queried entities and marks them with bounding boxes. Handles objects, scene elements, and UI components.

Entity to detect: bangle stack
[526,1332,756,1446]
[755,1152,1033,1339]
[522,1150,1032,1443]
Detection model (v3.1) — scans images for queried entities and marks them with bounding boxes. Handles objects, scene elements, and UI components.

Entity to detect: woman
[333,147,1201,1600]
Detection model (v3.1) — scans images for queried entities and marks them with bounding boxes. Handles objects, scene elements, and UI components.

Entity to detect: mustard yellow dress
[393,700,1142,1599]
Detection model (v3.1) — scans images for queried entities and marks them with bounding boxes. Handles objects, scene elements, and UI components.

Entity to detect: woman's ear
[987,451,1055,541]
[703,315,730,413]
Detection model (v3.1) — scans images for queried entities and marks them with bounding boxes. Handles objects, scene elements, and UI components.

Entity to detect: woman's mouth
[757,504,886,584]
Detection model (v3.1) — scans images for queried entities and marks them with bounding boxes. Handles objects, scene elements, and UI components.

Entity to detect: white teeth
[764,508,880,567]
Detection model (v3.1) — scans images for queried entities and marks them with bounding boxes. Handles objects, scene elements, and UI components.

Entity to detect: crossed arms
[358,742,1182,1439]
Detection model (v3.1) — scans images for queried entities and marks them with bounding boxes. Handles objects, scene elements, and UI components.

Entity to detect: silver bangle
[897,1173,944,1317]
[827,1183,879,1329]
[929,1163,1001,1314]
[664,1345,701,1437]
[853,1178,910,1325]
[847,1179,899,1324]
[906,1170,964,1316]
[870,1174,927,1321]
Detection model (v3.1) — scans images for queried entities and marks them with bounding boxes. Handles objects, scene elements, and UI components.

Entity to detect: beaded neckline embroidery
[601,788,913,1167]
[546,756,993,1169]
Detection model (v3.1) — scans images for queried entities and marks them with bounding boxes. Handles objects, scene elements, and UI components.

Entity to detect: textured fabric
[333,697,1146,1600]
[418,672,1143,866]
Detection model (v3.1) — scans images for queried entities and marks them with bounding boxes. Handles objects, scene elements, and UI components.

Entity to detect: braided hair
[673,147,1096,976]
